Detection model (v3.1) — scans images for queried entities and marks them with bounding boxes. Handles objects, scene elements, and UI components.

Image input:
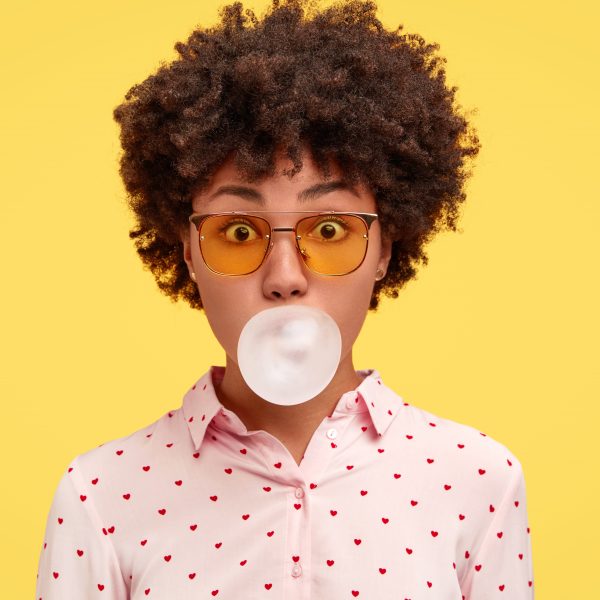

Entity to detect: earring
[375,268,384,281]
[190,272,197,282]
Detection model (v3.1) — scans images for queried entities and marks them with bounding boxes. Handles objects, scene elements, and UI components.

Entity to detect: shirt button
[326,428,338,440]
[291,564,302,577]
[294,487,304,499]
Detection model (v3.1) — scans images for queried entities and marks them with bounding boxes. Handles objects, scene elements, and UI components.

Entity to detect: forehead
[193,148,376,211]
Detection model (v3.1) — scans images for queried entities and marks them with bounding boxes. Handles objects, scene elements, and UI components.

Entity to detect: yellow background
[1,0,598,597]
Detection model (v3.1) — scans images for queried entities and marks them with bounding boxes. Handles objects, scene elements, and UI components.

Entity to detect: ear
[377,234,393,277]
[179,225,195,279]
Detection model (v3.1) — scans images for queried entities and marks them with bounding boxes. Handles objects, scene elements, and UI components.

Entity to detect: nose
[261,228,310,300]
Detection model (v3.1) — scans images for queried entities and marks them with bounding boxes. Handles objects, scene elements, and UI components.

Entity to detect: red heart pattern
[35,365,534,598]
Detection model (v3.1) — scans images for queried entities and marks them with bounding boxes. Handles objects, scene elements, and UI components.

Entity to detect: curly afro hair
[112,0,480,313]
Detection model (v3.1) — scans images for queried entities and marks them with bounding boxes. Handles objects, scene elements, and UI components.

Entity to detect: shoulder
[63,406,185,488]
[394,401,526,496]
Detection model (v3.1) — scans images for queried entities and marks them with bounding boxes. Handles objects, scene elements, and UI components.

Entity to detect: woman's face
[180,148,392,368]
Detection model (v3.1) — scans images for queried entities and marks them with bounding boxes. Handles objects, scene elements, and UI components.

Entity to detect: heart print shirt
[36,365,535,599]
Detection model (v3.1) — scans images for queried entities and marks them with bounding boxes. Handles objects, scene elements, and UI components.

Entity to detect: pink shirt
[36,365,534,599]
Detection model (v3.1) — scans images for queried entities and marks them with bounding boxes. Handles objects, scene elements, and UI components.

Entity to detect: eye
[307,216,351,242]
[218,218,260,243]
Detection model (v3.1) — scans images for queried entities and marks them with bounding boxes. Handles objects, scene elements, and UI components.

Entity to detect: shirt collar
[181,365,403,451]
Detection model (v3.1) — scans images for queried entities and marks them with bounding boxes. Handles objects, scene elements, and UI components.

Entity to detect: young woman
[35,1,534,598]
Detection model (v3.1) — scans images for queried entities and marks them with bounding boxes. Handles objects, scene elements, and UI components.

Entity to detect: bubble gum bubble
[237,305,342,406]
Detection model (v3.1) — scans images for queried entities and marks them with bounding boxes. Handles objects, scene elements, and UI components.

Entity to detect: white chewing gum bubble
[237,305,342,406]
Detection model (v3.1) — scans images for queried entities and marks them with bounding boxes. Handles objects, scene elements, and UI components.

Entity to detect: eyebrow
[206,180,360,205]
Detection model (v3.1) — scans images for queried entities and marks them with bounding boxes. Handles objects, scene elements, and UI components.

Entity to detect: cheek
[199,281,250,357]
[192,242,248,355]
[326,275,375,355]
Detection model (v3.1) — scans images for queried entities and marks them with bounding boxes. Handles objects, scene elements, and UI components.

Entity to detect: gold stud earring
[375,268,385,281]
[190,272,197,282]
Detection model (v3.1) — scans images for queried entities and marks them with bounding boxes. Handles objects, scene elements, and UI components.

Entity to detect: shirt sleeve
[35,458,129,600]
[460,461,535,598]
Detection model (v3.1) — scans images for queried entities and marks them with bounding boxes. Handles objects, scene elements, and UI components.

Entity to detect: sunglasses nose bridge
[265,226,305,258]
[270,226,297,234]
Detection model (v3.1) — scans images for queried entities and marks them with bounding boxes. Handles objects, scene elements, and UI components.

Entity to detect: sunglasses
[188,210,379,276]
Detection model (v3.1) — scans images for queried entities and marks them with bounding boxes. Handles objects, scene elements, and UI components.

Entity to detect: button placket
[283,483,311,598]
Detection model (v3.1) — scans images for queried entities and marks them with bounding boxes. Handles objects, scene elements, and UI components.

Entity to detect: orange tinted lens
[296,214,368,275]
[199,215,270,275]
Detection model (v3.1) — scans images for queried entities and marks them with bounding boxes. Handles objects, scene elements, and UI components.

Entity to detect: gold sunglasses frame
[188,210,379,276]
